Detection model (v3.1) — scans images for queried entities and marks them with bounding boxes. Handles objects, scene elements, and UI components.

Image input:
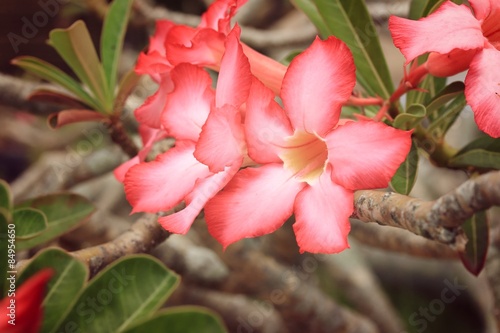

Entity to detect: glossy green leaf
[394,103,426,130]
[12,208,48,239]
[0,212,10,297]
[448,150,500,170]
[0,180,12,211]
[56,255,180,333]
[312,0,393,98]
[426,81,465,116]
[113,68,140,114]
[289,0,330,37]
[49,20,110,112]
[390,140,419,195]
[459,211,489,276]
[427,93,467,139]
[409,0,444,19]
[11,56,101,111]
[124,307,228,333]
[455,136,500,154]
[17,248,88,333]
[15,193,95,251]
[101,0,134,93]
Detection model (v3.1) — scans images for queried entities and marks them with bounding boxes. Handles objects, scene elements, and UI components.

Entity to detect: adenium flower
[389,0,500,138]
[203,37,412,253]
[0,269,53,333]
[124,27,253,234]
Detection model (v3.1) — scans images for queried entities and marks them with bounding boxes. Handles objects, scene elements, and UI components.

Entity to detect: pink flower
[203,37,412,254]
[389,0,500,138]
[0,269,53,333]
[124,28,252,234]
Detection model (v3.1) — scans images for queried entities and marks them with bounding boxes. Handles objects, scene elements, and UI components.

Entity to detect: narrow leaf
[15,193,95,251]
[17,248,88,333]
[427,93,467,139]
[393,103,426,130]
[426,81,465,116]
[312,0,394,98]
[101,0,134,93]
[12,208,48,239]
[289,0,330,37]
[47,109,105,129]
[113,69,140,115]
[11,56,101,111]
[0,179,12,210]
[459,211,489,275]
[405,65,446,108]
[448,150,500,170]
[49,20,110,113]
[390,140,419,194]
[56,255,180,333]
[124,307,228,333]
[28,89,91,109]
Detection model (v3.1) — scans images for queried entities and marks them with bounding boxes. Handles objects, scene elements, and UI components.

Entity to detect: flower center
[278,130,328,185]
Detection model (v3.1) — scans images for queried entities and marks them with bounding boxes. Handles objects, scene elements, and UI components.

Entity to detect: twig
[320,245,405,333]
[486,223,500,330]
[353,170,500,250]
[106,115,139,158]
[350,220,459,259]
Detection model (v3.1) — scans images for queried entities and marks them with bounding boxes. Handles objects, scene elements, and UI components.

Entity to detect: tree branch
[353,170,500,250]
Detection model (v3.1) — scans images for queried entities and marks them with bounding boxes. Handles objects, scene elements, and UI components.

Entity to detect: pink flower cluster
[389,0,500,138]
[119,0,412,253]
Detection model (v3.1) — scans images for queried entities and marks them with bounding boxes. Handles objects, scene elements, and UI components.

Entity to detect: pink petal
[469,0,500,49]
[149,20,175,54]
[464,47,500,138]
[216,25,252,108]
[161,63,214,141]
[293,168,352,253]
[158,162,241,234]
[204,164,306,249]
[194,104,246,172]
[114,126,167,182]
[245,78,293,164]
[242,43,286,95]
[426,49,478,77]
[124,141,211,213]
[200,0,248,34]
[166,26,225,68]
[281,36,355,136]
[389,2,483,63]
[135,51,172,80]
[134,74,174,129]
[326,121,412,190]
[47,109,104,129]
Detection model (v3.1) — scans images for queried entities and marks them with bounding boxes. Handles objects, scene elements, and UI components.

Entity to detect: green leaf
[405,69,446,108]
[124,307,228,333]
[101,0,134,94]
[0,212,10,297]
[0,180,12,211]
[448,149,500,170]
[427,93,467,139]
[312,0,394,98]
[390,140,419,195]
[15,193,95,251]
[113,69,140,114]
[394,103,426,130]
[409,0,444,19]
[11,56,101,111]
[459,211,489,276]
[289,0,330,37]
[56,255,180,333]
[17,248,88,333]
[455,136,500,154]
[12,208,48,239]
[49,20,110,113]
[426,81,465,117]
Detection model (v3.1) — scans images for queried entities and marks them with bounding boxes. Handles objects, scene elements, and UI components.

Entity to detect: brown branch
[486,224,500,330]
[106,115,139,158]
[223,246,379,333]
[320,246,405,333]
[350,220,459,259]
[353,170,500,250]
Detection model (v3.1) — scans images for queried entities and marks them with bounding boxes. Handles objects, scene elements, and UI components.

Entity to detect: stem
[106,115,139,158]
[346,95,384,107]
[390,63,430,104]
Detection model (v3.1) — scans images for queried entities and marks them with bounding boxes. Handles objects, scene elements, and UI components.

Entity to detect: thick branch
[353,170,500,250]
[350,220,459,259]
